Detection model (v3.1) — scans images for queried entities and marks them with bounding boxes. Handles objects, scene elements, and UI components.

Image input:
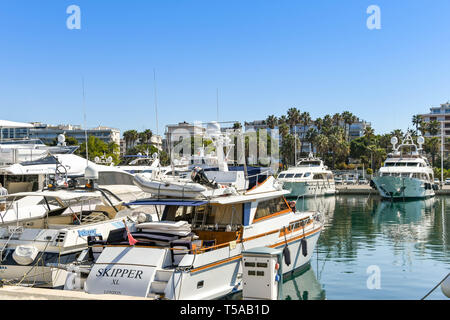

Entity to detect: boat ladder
[149,269,174,296]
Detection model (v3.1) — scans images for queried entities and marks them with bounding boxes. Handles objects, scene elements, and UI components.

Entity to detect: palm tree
[322,115,333,135]
[314,117,323,133]
[412,115,423,132]
[328,127,349,169]
[123,130,139,151]
[314,134,329,160]
[390,129,404,141]
[341,111,358,141]
[287,107,301,129]
[299,112,312,128]
[279,123,290,139]
[232,122,242,130]
[139,129,153,145]
[278,115,288,125]
[265,115,278,129]
[364,127,376,145]
[332,113,342,127]
[424,137,440,167]
[426,120,441,136]
[305,127,318,154]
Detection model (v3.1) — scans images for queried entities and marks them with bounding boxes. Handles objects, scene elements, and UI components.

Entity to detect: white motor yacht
[371,135,438,200]
[277,154,335,198]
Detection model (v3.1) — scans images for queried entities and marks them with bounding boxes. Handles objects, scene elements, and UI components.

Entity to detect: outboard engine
[369,180,377,190]
[191,167,219,189]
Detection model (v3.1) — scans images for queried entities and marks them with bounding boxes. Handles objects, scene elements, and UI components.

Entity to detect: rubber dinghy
[134,172,207,197]
[133,171,238,199]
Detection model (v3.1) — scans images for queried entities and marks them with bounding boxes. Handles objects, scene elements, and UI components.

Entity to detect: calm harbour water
[281,195,450,300]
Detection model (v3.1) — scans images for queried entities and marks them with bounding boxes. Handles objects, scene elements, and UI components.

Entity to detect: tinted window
[21,156,58,166]
[254,197,289,221]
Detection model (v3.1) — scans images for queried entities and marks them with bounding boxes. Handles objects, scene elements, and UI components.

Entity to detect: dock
[0,285,153,300]
[336,184,450,196]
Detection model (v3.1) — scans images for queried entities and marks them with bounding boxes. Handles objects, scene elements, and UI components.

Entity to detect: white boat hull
[165,227,321,300]
[372,176,435,199]
[282,181,335,198]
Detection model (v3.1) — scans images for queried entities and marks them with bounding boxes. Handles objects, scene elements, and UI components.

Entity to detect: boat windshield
[162,204,243,231]
[21,155,58,166]
[299,161,321,167]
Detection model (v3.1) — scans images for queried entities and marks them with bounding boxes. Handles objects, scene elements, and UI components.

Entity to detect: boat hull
[282,181,335,198]
[372,176,435,199]
[165,227,322,300]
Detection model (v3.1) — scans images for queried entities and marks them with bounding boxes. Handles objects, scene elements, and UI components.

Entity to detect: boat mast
[82,76,89,164]
[154,69,159,136]
[441,121,444,185]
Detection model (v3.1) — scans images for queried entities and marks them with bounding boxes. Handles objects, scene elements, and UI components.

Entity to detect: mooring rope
[421,273,450,300]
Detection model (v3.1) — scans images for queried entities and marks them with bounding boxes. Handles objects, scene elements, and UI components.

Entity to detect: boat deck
[0,285,155,300]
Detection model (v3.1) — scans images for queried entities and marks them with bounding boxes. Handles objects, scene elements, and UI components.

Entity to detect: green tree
[412,115,423,132]
[426,120,441,136]
[265,115,278,129]
[123,130,139,151]
[79,136,120,165]
[314,134,329,160]
[424,137,440,167]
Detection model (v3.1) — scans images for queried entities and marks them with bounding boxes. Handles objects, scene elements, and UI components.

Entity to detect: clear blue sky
[1,0,450,137]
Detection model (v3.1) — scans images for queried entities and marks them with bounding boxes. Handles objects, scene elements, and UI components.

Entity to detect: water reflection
[282,264,326,300]
[288,195,336,226]
[313,195,450,299]
[231,195,449,299]
[373,198,436,243]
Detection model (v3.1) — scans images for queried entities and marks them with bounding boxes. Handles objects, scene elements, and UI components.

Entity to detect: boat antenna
[82,76,89,165]
[153,69,159,136]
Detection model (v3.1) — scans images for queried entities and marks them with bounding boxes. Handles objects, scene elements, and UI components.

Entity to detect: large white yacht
[59,122,324,300]
[277,154,335,198]
[371,135,438,200]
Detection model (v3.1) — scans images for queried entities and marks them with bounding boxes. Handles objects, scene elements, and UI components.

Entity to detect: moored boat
[371,135,438,200]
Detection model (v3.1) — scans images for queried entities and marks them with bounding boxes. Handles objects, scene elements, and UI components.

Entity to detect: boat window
[385,162,395,167]
[205,204,242,226]
[396,163,407,166]
[284,174,294,178]
[313,174,323,180]
[163,205,199,222]
[294,173,303,178]
[406,163,418,167]
[278,174,286,178]
[303,172,311,178]
[21,155,58,166]
[254,197,289,221]
[97,172,135,186]
[300,161,320,167]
